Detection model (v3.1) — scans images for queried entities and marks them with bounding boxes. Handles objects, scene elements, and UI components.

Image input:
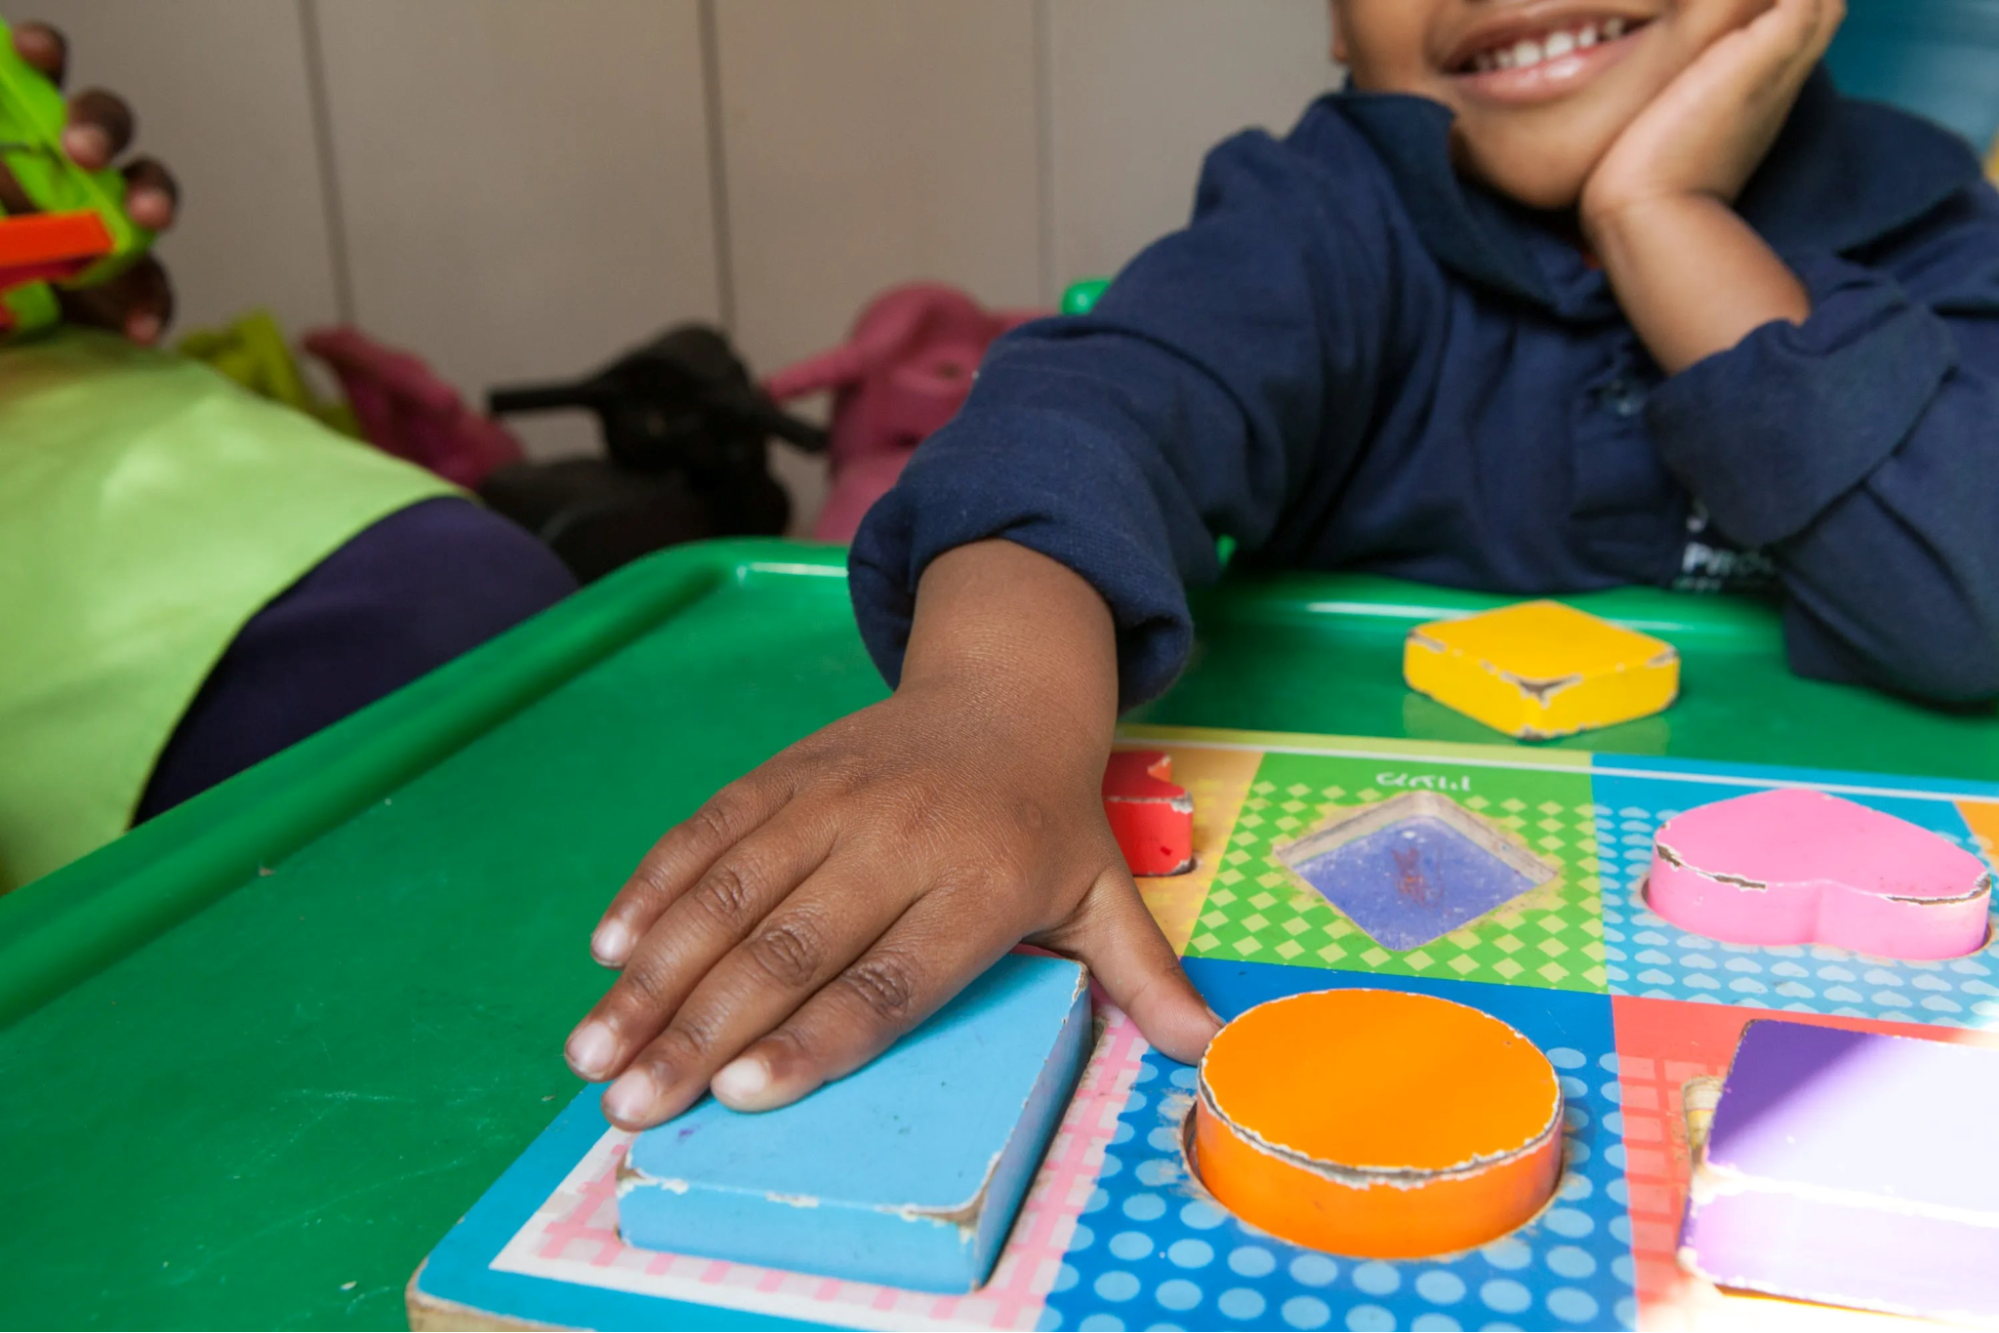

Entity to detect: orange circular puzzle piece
[1192,989,1563,1259]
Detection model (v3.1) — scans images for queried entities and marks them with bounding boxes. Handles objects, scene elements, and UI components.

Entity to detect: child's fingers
[599,859,916,1127]
[703,890,1019,1114]
[56,254,172,343]
[1047,865,1221,1065]
[122,157,178,231]
[61,88,133,169]
[593,775,796,966]
[566,812,835,1081]
[12,21,67,85]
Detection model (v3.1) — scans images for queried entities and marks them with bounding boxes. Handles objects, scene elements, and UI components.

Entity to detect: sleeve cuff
[847,407,1205,710]
[1644,249,1957,548]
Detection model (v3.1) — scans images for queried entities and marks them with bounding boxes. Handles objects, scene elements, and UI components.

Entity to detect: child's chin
[1455,144,1591,214]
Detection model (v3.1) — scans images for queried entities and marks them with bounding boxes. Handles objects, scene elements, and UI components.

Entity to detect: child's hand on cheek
[565,541,1221,1131]
[1581,0,1843,229]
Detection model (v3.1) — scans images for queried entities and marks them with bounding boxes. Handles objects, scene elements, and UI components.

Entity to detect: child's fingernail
[61,123,108,164]
[566,1022,616,1078]
[604,1067,657,1124]
[126,313,162,346]
[1206,1007,1226,1026]
[130,189,171,225]
[712,1056,770,1105]
[591,919,631,964]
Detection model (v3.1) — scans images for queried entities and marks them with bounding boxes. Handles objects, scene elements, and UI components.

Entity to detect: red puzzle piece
[1102,750,1194,877]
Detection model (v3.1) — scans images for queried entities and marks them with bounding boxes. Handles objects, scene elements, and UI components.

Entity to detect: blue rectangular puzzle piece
[1275,791,1556,950]
[618,952,1092,1293]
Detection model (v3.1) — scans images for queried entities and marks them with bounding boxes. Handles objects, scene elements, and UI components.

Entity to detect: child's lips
[1447,15,1647,106]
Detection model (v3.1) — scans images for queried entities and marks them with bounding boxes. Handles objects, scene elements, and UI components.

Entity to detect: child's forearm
[1585,194,1811,375]
[902,539,1121,749]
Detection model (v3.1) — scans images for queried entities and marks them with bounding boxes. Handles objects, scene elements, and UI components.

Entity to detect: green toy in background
[175,309,360,437]
[0,15,153,338]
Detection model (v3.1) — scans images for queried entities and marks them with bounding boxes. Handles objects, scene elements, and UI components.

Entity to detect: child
[0,23,575,888]
[567,0,1999,1129]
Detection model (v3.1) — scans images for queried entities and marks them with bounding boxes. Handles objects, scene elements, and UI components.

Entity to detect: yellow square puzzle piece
[1403,600,1679,740]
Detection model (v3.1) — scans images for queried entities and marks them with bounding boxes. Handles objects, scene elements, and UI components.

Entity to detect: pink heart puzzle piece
[1647,788,1994,961]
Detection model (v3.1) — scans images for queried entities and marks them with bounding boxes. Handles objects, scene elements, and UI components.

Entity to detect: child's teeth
[1578,23,1600,48]
[1495,47,1516,69]
[1544,30,1576,59]
[1604,16,1627,38]
[1512,37,1544,68]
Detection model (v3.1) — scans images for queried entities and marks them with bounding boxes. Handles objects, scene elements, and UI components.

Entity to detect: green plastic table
[2,539,1994,1330]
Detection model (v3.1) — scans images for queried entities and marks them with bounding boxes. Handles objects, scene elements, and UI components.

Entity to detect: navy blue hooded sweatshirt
[851,71,1999,707]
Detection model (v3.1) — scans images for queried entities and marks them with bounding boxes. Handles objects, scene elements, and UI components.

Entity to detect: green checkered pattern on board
[1184,751,1609,992]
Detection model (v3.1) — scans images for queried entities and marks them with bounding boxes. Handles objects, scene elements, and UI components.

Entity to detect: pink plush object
[1647,788,1994,960]
[303,326,524,489]
[764,283,1044,543]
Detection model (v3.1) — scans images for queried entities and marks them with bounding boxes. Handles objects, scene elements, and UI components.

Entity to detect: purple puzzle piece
[1276,792,1555,951]
[1682,1020,1999,1322]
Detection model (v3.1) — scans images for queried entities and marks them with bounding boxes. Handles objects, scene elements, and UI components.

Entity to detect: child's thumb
[1062,866,1222,1065]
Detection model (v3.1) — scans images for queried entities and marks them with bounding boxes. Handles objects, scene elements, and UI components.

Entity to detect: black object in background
[481,325,825,584]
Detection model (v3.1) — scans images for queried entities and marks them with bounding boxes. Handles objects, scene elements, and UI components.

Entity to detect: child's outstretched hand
[1581,0,1844,225]
[566,540,1221,1130]
[2,20,179,343]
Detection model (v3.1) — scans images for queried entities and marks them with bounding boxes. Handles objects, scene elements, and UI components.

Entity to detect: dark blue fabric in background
[136,498,576,821]
[851,70,1999,707]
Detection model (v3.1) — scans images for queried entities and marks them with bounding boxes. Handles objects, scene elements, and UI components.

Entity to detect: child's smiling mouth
[1444,8,1656,104]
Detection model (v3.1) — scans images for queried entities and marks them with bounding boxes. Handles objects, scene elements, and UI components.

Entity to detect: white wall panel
[312,0,722,461]
[1045,0,1340,291]
[714,0,1044,373]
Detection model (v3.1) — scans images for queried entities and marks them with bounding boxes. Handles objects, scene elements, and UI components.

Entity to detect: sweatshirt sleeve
[848,120,1399,709]
[1644,185,1999,703]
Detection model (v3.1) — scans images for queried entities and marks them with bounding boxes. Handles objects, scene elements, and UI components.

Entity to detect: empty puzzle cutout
[1275,791,1557,951]
[1647,788,1993,960]
[1192,988,1564,1259]
[1103,750,1194,876]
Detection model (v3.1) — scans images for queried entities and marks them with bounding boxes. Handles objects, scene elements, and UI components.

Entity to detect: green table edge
[1,536,1985,1033]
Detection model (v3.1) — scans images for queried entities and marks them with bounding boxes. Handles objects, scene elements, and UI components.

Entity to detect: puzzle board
[412,725,1999,1332]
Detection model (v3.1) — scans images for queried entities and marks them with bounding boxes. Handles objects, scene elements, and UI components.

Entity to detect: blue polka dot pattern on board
[1548,1287,1600,1323]
[1111,1231,1153,1261]
[1480,1279,1531,1314]
[1290,1254,1339,1287]
[1179,1201,1226,1230]
[1218,1288,1266,1320]
[1593,770,1999,1026]
[1415,1270,1466,1303]
[1095,1271,1140,1302]
[1283,1295,1333,1328]
[1044,1007,1637,1333]
[1410,1316,1462,1332]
